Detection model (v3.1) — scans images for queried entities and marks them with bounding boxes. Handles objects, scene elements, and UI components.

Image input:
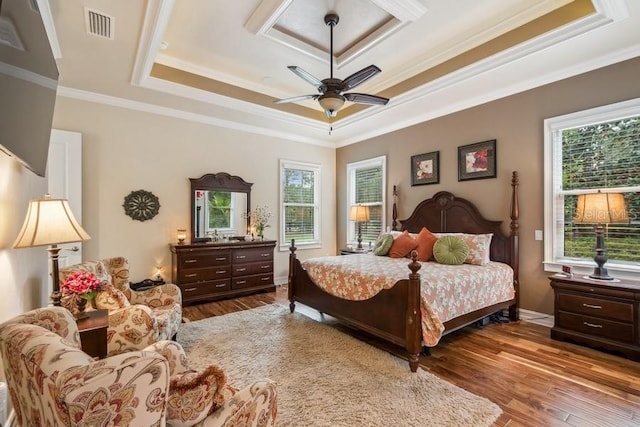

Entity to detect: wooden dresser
[170,240,276,304]
[549,274,640,361]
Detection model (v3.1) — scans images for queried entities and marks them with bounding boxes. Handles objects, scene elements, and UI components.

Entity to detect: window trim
[279,159,322,251]
[346,155,386,247]
[543,97,640,279]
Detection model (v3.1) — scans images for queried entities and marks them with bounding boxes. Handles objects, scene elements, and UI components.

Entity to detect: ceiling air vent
[85,8,114,40]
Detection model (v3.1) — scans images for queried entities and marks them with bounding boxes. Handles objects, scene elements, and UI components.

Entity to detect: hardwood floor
[182,286,640,427]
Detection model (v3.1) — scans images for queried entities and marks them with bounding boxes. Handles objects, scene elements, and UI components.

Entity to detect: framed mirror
[190,173,252,243]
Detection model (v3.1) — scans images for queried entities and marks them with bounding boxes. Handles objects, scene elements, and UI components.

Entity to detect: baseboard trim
[519,308,554,328]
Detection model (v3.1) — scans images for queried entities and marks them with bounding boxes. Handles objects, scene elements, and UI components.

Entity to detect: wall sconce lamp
[13,195,91,306]
[574,191,629,280]
[349,204,370,250]
[177,229,187,245]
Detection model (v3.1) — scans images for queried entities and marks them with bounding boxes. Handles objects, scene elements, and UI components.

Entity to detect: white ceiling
[45,0,640,147]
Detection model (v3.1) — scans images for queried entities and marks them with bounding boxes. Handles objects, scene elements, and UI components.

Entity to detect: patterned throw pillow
[373,233,394,256]
[167,364,228,427]
[388,231,419,258]
[94,285,131,310]
[415,227,438,261]
[433,236,470,265]
[434,233,493,265]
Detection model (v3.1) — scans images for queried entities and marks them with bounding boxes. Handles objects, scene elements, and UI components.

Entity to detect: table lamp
[349,204,370,250]
[13,195,91,306]
[574,191,628,280]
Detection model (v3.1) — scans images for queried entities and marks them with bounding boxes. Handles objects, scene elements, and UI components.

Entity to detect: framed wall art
[458,140,496,181]
[411,151,440,186]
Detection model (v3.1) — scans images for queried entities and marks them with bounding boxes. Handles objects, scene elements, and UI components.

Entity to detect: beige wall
[336,57,640,315]
[0,155,49,324]
[51,98,336,285]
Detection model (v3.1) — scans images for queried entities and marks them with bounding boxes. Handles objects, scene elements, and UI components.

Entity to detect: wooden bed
[287,171,520,372]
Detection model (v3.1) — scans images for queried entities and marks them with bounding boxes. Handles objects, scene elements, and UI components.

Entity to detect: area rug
[178,304,502,427]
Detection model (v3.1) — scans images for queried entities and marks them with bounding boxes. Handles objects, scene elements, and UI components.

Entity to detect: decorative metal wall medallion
[123,190,160,221]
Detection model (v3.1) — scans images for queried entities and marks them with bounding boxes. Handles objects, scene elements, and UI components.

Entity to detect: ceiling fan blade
[344,92,389,106]
[287,66,325,90]
[340,65,381,92]
[274,94,319,104]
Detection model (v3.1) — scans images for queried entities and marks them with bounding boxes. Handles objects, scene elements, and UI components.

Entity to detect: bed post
[392,185,398,231]
[406,251,422,372]
[509,171,520,321]
[288,239,297,313]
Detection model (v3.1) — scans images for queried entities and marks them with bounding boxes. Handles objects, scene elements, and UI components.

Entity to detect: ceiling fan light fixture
[318,92,345,118]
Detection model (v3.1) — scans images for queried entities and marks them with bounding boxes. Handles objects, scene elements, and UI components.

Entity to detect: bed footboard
[288,241,423,372]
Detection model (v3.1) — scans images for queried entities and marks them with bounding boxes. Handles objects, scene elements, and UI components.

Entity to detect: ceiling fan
[275,13,390,118]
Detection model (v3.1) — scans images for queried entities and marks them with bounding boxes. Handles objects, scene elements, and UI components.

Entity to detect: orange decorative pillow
[415,227,438,261]
[94,285,131,310]
[167,365,228,427]
[388,231,419,258]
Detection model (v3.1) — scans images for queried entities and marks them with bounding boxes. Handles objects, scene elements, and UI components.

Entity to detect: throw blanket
[302,254,514,346]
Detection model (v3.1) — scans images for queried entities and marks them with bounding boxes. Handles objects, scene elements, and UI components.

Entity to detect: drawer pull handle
[185,259,197,263]
[583,322,603,329]
[261,277,269,281]
[582,303,602,309]
[261,254,270,257]
[236,280,246,284]
[261,265,270,269]
[184,287,197,292]
[215,284,226,288]
[215,257,227,261]
[216,270,226,274]
[185,273,197,278]
[237,268,247,272]
[236,255,246,259]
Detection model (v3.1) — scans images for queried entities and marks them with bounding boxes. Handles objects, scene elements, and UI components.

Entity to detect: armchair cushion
[167,365,227,427]
[95,284,131,310]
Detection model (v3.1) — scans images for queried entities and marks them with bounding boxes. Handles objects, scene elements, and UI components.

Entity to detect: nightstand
[76,309,108,359]
[549,274,640,361]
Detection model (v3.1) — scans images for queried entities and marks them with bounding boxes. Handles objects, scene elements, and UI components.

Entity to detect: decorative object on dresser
[349,204,370,250]
[550,274,640,361]
[122,189,160,221]
[176,228,187,244]
[411,151,440,186]
[13,194,91,306]
[171,240,276,304]
[457,139,497,181]
[191,172,252,243]
[573,191,629,280]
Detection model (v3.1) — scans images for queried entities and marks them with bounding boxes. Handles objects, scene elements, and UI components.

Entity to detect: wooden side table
[76,309,108,359]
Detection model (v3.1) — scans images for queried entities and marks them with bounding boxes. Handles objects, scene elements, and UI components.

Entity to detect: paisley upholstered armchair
[0,307,278,427]
[59,256,182,356]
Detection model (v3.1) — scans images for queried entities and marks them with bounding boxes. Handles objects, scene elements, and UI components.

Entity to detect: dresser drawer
[232,273,273,290]
[556,293,634,323]
[232,261,273,277]
[180,280,230,298]
[556,311,635,343]
[179,266,231,283]
[179,251,230,269]
[232,247,273,263]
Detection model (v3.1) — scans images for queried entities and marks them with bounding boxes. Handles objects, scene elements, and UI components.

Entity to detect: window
[544,98,640,276]
[280,160,321,249]
[347,156,386,247]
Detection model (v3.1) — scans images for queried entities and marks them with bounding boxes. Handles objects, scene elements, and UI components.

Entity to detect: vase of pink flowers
[61,271,101,318]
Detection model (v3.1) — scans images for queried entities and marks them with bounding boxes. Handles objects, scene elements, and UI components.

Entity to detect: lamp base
[589,267,614,281]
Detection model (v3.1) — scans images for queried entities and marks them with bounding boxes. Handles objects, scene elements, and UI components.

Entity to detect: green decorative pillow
[373,234,394,256]
[433,236,470,265]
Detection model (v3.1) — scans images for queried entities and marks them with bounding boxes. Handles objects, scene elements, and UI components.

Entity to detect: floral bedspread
[302,254,514,346]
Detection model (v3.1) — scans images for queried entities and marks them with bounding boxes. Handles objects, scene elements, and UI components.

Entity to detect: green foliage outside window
[208,191,231,229]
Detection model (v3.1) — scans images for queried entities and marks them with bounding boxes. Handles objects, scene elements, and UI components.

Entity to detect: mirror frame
[190,172,252,243]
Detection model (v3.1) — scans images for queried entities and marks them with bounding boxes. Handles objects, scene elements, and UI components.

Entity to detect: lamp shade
[13,195,91,248]
[318,92,345,118]
[574,192,629,224]
[349,205,370,222]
